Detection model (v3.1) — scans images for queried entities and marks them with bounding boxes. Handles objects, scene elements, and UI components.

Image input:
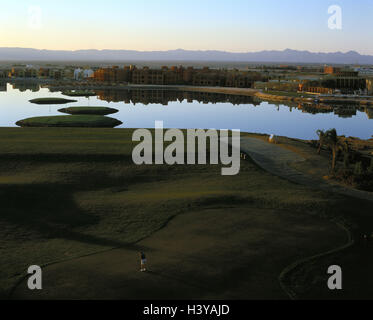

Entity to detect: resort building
[354,67,373,76]
[93,65,265,88]
[324,66,341,74]
[38,68,50,78]
[132,68,166,85]
[83,69,94,78]
[49,69,64,80]
[74,68,83,80]
[366,78,373,95]
[10,67,38,78]
[317,68,366,93]
[0,82,6,92]
[93,66,132,83]
[366,108,373,119]
[303,86,334,94]
[38,68,74,80]
[96,89,257,106]
[0,70,8,79]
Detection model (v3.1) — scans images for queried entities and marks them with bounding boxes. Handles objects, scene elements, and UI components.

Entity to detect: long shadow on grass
[0,183,148,251]
[0,154,133,164]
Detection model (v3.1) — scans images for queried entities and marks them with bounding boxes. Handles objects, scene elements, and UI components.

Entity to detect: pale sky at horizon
[1,0,372,54]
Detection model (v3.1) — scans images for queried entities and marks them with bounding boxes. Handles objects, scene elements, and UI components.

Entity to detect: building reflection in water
[0,82,7,92]
[11,82,40,92]
[95,89,372,119]
[95,89,260,106]
[296,103,368,119]
[365,108,373,119]
[2,82,372,120]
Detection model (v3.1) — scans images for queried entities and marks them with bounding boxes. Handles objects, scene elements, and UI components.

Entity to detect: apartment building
[94,66,132,83]
[0,70,8,79]
[366,78,373,95]
[132,68,165,85]
[93,65,264,88]
[10,67,38,78]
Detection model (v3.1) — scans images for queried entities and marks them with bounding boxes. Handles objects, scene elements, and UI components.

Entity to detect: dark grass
[29,98,77,105]
[58,107,119,116]
[16,115,123,128]
[0,128,372,299]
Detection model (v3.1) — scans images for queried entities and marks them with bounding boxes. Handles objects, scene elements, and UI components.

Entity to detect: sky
[1,0,372,54]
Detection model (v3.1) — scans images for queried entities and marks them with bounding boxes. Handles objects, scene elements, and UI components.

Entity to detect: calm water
[0,83,372,140]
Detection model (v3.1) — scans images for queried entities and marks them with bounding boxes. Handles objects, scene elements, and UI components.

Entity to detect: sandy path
[239,137,373,202]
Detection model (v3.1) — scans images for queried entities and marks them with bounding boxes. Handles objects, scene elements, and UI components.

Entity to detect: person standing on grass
[140,252,147,272]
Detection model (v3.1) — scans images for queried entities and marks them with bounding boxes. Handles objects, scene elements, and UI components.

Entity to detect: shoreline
[48,83,260,97]
[4,79,373,106]
[255,91,373,106]
[48,82,373,107]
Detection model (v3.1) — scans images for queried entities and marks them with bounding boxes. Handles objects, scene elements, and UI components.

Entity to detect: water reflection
[3,81,371,119]
[0,82,7,92]
[296,103,368,118]
[95,89,259,106]
[96,88,372,120]
[9,81,41,92]
[0,82,372,139]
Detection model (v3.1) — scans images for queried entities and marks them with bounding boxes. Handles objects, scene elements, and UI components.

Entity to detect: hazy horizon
[1,0,372,54]
[0,47,369,55]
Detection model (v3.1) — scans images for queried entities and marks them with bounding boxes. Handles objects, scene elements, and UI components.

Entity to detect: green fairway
[0,128,372,299]
[16,115,123,128]
[58,107,119,115]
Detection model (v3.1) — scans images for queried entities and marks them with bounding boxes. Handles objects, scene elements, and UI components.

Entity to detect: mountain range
[1,48,373,64]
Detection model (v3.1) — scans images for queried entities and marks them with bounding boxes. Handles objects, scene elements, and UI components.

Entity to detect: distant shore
[255,91,373,106]
[47,83,259,97]
[4,78,373,106]
[47,82,373,106]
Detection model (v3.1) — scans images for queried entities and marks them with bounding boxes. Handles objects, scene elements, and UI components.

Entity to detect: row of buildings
[93,66,266,88]
[1,66,94,80]
[1,63,373,95]
[254,65,373,95]
[92,64,373,94]
[319,66,371,93]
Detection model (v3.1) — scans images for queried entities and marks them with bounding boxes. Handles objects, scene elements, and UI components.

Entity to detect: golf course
[0,127,372,300]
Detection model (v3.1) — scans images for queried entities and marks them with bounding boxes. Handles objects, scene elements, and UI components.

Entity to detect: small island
[16,115,123,128]
[29,97,78,105]
[58,107,119,115]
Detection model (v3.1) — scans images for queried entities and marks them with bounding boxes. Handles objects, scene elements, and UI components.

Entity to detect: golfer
[140,252,147,272]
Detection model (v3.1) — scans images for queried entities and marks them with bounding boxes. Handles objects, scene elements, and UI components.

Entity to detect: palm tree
[321,129,349,173]
[316,129,326,154]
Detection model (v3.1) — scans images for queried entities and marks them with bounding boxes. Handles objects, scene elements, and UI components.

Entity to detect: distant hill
[1,47,373,64]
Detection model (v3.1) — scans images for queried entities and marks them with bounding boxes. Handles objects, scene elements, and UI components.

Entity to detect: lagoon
[0,83,372,140]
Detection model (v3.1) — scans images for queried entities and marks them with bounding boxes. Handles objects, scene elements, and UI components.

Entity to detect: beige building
[0,82,6,92]
[10,67,38,78]
[0,70,7,79]
[366,78,373,95]
[94,65,266,88]
[365,108,373,119]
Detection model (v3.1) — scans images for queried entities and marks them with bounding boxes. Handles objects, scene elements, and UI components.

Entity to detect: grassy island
[16,115,122,128]
[58,107,119,115]
[29,97,78,105]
